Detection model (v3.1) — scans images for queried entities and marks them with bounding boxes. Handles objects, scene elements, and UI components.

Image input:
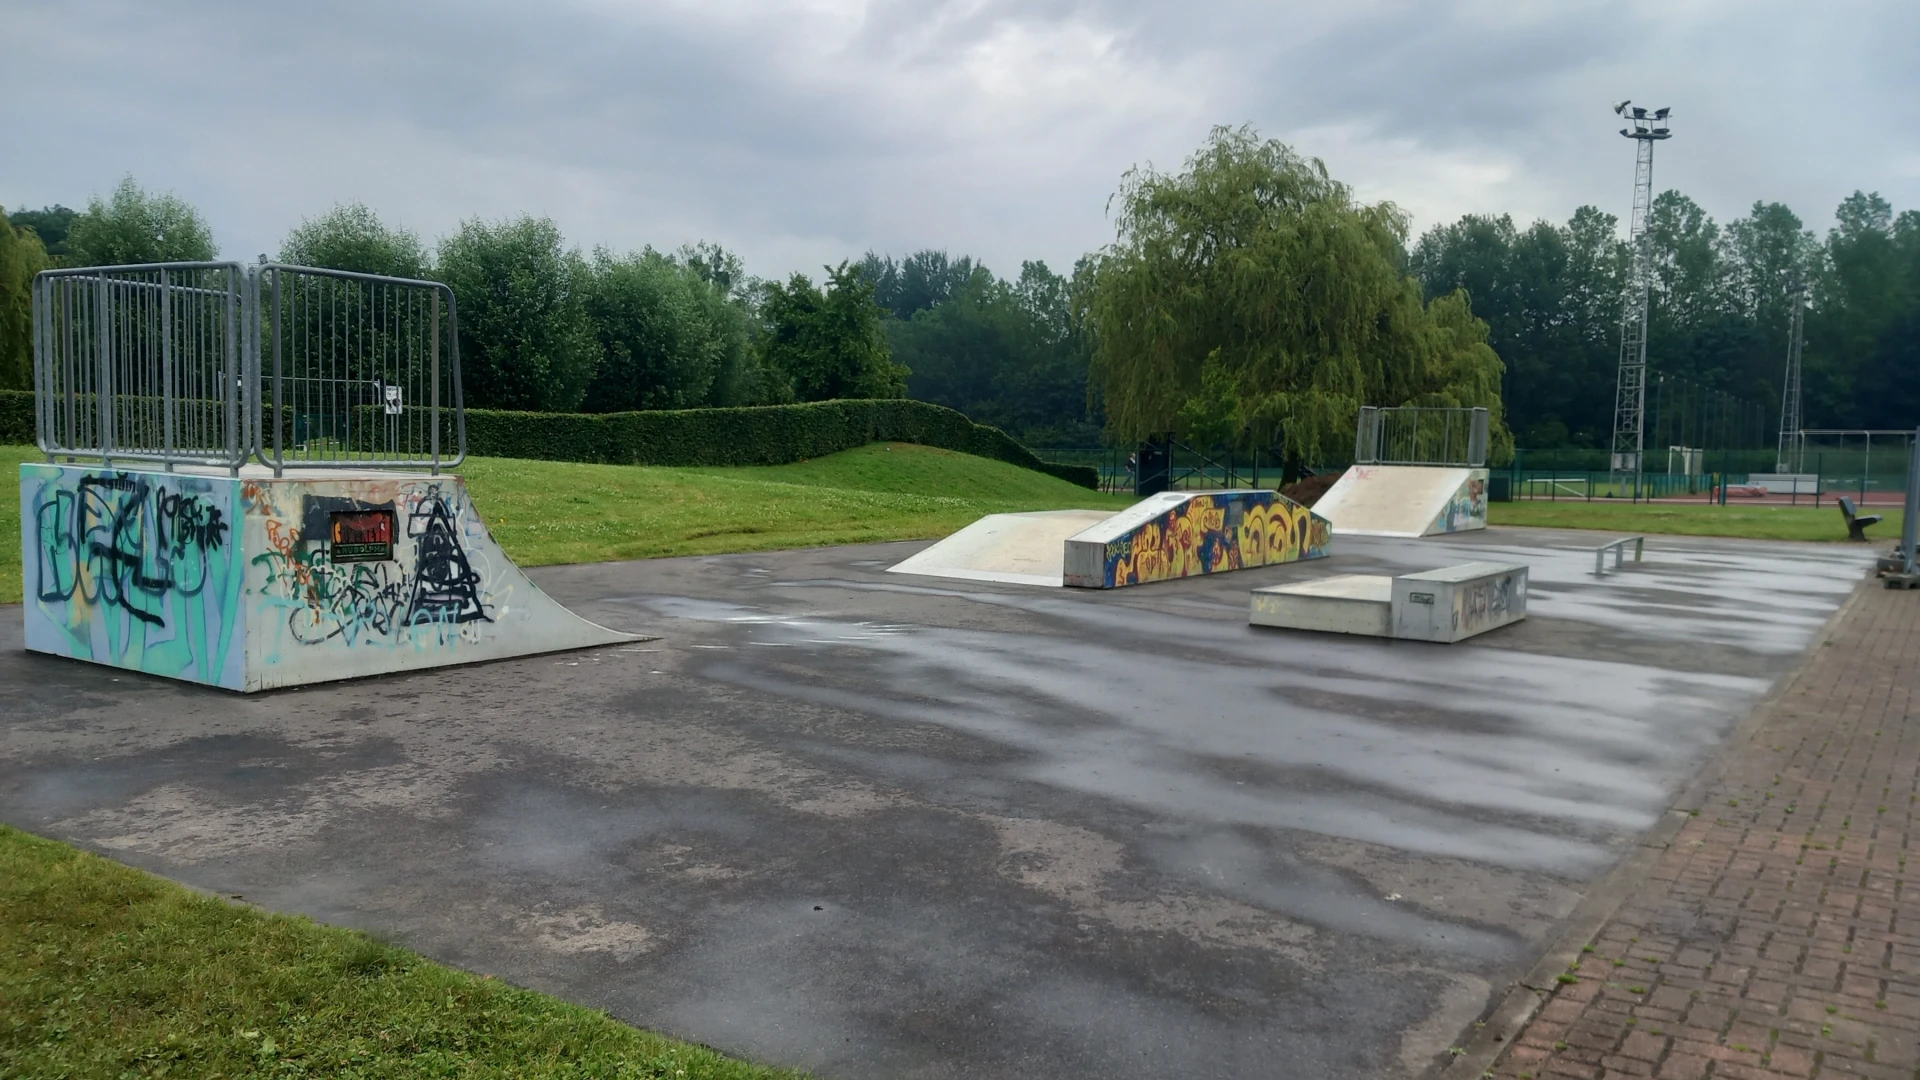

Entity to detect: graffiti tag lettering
[35,474,230,626]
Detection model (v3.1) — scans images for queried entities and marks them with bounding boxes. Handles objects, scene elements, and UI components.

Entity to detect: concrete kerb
[1422,568,1876,1080]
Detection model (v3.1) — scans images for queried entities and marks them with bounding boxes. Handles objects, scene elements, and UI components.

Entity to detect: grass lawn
[466,442,1131,569]
[0,825,802,1080]
[0,442,1132,602]
[1490,497,1903,543]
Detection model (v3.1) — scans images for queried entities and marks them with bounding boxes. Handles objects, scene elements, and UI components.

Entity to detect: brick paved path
[1486,580,1920,1079]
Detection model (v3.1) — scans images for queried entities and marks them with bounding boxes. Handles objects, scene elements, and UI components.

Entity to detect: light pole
[1609,100,1671,499]
[1776,281,1806,473]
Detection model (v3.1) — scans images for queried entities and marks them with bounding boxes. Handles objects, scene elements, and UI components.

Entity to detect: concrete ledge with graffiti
[1062,489,1331,589]
[21,463,633,692]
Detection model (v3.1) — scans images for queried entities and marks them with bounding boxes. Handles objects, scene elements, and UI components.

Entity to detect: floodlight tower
[1776,282,1807,472]
[1609,100,1672,493]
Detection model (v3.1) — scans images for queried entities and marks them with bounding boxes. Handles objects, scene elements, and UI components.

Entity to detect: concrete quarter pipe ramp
[1311,465,1489,538]
[891,490,1331,589]
[21,462,633,692]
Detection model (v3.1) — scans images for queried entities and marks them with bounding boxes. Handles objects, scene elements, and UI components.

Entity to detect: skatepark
[0,513,1875,1077]
[9,258,1914,1079]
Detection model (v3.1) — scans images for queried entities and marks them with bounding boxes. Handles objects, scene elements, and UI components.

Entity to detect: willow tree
[1082,125,1508,467]
[0,206,49,391]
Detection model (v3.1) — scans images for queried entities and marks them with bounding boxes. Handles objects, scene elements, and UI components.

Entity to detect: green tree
[857,250,982,321]
[67,176,215,266]
[434,216,598,412]
[1412,207,1629,448]
[757,262,905,402]
[8,205,77,261]
[885,257,1100,444]
[279,202,429,278]
[1084,125,1507,467]
[672,241,770,405]
[583,249,732,411]
[1806,192,1906,428]
[0,206,51,390]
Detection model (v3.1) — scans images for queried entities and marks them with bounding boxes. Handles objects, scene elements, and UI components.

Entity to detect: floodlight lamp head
[1632,106,1648,118]
[1614,99,1631,114]
[1654,107,1671,119]
[1620,127,1632,137]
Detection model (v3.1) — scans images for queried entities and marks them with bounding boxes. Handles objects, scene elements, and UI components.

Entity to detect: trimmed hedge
[454,399,1099,488]
[0,389,1100,489]
[1,389,29,445]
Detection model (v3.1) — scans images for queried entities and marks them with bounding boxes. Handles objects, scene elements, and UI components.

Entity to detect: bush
[453,398,1097,486]
[1,388,31,443]
[0,389,1096,488]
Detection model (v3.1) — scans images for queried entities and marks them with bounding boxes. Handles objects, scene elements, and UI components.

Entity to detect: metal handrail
[1593,535,1645,576]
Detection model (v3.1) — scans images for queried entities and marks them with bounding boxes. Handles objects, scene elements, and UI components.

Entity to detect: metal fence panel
[32,262,250,470]
[257,264,464,475]
[1355,406,1489,467]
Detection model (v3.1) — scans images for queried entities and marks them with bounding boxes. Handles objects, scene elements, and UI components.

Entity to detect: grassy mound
[463,442,1130,568]
[0,825,800,1079]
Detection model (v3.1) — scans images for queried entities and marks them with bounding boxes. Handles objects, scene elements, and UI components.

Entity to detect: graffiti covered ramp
[20,463,635,692]
[1311,465,1489,538]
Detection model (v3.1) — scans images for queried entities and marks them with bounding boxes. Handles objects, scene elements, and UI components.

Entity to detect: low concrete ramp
[22,462,634,692]
[1312,465,1488,538]
[885,509,1111,587]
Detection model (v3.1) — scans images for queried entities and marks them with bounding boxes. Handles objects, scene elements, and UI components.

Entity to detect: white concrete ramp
[21,462,635,692]
[1311,465,1489,538]
[886,510,1112,587]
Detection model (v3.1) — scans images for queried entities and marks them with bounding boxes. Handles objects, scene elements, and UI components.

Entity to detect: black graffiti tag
[36,474,229,626]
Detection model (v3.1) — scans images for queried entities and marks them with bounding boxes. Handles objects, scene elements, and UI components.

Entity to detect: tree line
[6,135,1916,457]
[0,178,906,414]
[1410,191,1920,447]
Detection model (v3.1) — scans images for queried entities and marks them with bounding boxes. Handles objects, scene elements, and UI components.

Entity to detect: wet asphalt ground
[0,527,1875,1078]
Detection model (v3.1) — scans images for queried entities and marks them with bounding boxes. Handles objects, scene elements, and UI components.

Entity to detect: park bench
[1839,496,1882,542]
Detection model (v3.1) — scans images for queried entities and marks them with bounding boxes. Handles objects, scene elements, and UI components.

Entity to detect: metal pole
[1903,428,1919,576]
[271,269,284,477]
[160,268,174,469]
[431,289,441,475]
[1864,433,1871,504]
[97,274,114,468]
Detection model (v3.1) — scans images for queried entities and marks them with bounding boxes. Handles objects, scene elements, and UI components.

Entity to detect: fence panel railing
[32,262,251,470]
[32,262,464,475]
[258,264,463,475]
[1355,406,1489,467]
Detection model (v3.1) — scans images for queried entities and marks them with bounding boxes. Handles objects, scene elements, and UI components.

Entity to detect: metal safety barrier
[1593,535,1645,576]
[32,262,253,470]
[258,264,463,475]
[32,261,464,475]
[1355,406,1490,467]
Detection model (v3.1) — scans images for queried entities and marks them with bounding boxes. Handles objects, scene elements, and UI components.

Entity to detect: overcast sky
[6,0,1916,278]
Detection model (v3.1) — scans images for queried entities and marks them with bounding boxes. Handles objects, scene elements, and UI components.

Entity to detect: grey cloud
[3,0,1915,282]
